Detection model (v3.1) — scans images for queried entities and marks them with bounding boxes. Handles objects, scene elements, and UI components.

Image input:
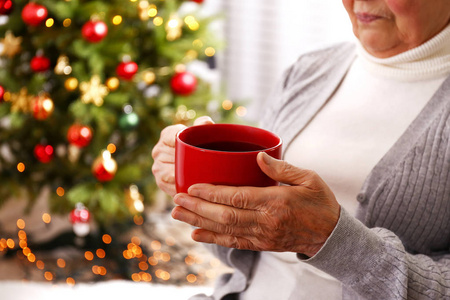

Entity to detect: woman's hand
[151,116,214,197]
[171,152,341,257]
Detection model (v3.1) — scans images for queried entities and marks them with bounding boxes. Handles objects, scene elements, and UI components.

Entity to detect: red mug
[175,124,282,193]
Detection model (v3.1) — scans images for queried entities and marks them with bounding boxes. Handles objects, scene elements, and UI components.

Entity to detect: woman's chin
[358,34,406,58]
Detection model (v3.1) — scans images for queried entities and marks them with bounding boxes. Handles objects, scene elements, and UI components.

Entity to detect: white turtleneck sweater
[240,24,450,300]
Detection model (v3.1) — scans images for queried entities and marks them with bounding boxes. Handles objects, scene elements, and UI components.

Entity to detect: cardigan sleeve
[301,208,450,299]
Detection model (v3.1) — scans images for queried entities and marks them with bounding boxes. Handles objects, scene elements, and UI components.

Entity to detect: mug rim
[176,123,282,154]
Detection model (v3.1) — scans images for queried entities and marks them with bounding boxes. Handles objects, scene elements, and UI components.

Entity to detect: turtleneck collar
[356,23,450,81]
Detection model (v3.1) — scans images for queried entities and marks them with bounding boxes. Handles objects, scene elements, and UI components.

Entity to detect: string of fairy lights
[0,215,224,285]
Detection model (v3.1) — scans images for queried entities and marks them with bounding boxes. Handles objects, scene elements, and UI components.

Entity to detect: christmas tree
[0,0,233,228]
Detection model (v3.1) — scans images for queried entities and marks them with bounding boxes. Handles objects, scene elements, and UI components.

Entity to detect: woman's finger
[193,116,214,126]
[173,193,258,227]
[160,124,187,148]
[187,184,277,210]
[257,152,317,186]
[152,150,175,164]
[171,206,257,238]
[191,228,256,251]
[153,161,176,195]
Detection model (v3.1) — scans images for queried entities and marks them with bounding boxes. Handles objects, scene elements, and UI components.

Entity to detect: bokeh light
[16,219,25,229]
[84,251,94,261]
[17,162,25,172]
[42,213,51,224]
[102,234,112,244]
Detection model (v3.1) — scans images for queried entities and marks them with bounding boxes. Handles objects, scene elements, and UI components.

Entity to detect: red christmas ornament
[69,204,90,224]
[92,151,117,182]
[116,61,138,80]
[21,3,47,26]
[67,124,93,148]
[81,20,108,43]
[33,144,54,163]
[191,0,204,3]
[69,203,91,237]
[32,95,54,120]
[30,55,51,73]
[170,71,197,96]
[0,85,5,102]
[0,0,14,15]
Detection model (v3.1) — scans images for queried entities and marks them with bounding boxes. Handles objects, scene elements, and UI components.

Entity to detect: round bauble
[92,151,117,182]
[34,144,54,163]
[116,61,138,80]
[32,95,54,120]
[22,3,47,26]
[170,71,197,96]
[191,0,204,3]
[30,55,51,73]
[0,0,14,15]
[69,204,91,237]
[67,124,93,148]
[0,85,5,102]
[81,20,108,43]
[119,112,139,130]
[69,204,90,224]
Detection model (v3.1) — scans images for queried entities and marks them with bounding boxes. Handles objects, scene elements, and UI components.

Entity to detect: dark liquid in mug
[196,141,266,152]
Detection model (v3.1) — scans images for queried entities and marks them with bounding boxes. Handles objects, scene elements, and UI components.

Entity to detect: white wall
[216,0,355,120]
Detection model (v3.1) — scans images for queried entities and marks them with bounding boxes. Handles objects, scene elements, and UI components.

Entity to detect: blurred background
[0,0,353,298]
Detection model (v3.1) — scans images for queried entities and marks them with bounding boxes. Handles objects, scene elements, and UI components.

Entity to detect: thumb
[257,152,312,186]
[194,116,214,126]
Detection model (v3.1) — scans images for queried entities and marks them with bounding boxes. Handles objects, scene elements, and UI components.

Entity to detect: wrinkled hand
[172,152,340,257]
[151,116,214,197]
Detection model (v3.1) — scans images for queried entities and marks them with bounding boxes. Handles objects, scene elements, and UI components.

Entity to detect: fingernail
[173,194,185,206]
[187,185,201,196]
[171,207,183,220]
[191,229,202,242]
[203,116,214,124]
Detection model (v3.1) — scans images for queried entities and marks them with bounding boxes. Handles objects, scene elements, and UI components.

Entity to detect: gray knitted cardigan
[190,42,450,300]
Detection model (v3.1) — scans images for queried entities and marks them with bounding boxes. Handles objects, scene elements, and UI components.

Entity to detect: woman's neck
[356,24,450,81]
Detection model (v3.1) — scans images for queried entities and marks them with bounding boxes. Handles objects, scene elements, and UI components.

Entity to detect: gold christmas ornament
[54,55,72,75]
[80,75,109,106]
[106,77,120,91]
[1,31,22,58]
[65,77,79,91]
[7,88,33,113]
[165,14,182,41]
[142,71,156,85]
[125,185,145,215]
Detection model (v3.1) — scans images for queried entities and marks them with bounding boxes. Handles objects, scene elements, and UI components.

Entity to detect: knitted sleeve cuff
[297,208,386,285]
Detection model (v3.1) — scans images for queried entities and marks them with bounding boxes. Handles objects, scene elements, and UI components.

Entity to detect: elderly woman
[151,0,450,299]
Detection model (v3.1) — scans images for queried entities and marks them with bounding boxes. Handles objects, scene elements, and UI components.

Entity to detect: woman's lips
[355,13,383,24]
